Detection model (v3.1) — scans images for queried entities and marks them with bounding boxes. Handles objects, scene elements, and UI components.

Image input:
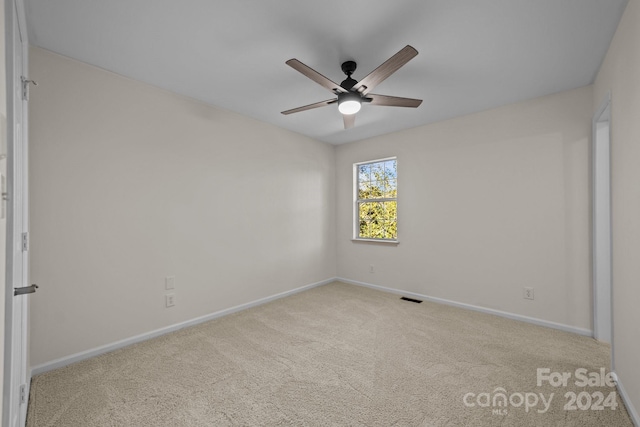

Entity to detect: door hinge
[21,76,38,101]
[22,232,28,252]
[19,384,26,404]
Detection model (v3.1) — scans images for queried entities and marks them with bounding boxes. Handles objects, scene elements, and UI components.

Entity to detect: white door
[3,0,31,425]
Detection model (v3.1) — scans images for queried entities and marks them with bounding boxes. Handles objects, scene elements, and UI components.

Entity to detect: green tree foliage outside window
[357,159,397,240]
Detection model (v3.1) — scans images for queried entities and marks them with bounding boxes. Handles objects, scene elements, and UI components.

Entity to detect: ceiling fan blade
[343,114,355,129]
[366,94,422,108]
[286,59,348,94]
[352,45,418,95]
[281,99,337,115]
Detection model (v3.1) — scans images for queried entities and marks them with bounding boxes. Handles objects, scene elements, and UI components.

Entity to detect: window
[355,158,397,241]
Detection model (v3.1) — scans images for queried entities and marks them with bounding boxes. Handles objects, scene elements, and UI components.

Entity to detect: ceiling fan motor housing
[341,60,357,75]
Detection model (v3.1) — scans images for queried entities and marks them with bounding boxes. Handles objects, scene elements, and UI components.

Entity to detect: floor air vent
[400,296,423,303]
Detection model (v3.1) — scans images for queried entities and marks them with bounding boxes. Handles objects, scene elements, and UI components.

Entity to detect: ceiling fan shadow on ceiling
[281,45,423,130]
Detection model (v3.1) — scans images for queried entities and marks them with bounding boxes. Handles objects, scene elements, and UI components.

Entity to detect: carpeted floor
[27,281,633,426]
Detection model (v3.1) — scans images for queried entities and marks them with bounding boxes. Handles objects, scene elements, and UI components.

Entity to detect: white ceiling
[25,0,628,145]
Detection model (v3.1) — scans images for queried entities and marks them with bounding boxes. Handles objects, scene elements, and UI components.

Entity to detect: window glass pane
[360,180,389,200]
[371,162,385,179]
[380,220,391,239]
[358,164,370,183]
[358,181,369,199]
[359,220,369,238]
[359,202,375,221]
[383,201,397,220]
[359,182,370,200]
[369,181,383,198]
[371,162,380,173]
[384,179,397,198]
[388,220,397,239]
[385,160,397,179]
[372,224,384,239]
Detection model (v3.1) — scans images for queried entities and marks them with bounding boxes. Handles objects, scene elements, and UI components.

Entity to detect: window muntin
[355,158,397,240]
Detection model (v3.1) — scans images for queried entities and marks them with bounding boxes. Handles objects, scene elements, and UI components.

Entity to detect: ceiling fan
[281,45,423,129]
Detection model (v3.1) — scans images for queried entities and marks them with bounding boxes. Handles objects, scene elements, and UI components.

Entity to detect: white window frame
[353,157,398,243]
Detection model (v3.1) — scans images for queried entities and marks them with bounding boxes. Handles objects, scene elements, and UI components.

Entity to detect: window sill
[351,238,399,246]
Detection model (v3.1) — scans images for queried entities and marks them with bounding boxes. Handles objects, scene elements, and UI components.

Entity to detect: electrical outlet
[165,293,176,307]
[370,264,375,273]
[165,276,175,290]
[523,287,534,300]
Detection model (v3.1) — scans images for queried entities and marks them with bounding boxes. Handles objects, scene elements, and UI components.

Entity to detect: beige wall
[594,0,640,419]
[28,47,336,367]
[336,86,593,332]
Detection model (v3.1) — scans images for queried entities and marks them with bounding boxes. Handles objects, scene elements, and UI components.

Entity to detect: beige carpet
[27,282,633,426]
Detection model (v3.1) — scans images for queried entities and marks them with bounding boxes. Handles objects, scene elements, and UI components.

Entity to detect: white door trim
[592,93,613,351]
[3,0,30,425]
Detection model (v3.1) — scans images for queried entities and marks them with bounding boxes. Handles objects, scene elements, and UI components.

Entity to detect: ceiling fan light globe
[338,100,361,115]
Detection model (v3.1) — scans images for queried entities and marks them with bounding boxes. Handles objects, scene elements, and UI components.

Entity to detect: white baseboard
[336,277,593,337]
[613,372,640,426]
[31,277,336,376]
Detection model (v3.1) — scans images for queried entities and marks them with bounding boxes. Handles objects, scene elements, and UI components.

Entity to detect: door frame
[3,0,30,425]
[592,93,613,351]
